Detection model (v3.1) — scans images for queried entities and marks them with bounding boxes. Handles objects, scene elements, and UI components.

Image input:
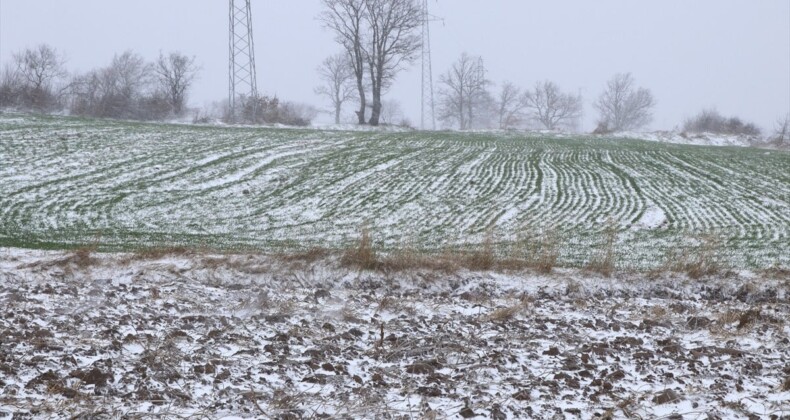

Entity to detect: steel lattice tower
[420,0,436,131]
[229,0,258,122]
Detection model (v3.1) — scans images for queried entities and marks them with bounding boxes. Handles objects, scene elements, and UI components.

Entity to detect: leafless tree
[496,81,528,129]
[320,0,421,126]
[362,0,422,126]
[315,53,356,124]
[69,51,158,120]
[437,53,492,130]
[154,52,200,116]
[523,80,583,130]
[378,99,404,125]
[11,44,67,110]
[319,0,369,124]
[773,114,789,145]
[0,66,22,108]
[594,73,655,132]
[109,51,152,100]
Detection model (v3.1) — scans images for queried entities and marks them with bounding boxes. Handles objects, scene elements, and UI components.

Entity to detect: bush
[683,109,761,136]
[233,95,317,126]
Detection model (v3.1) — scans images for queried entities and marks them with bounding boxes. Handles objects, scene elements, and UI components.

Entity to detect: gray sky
[2,0,788,131]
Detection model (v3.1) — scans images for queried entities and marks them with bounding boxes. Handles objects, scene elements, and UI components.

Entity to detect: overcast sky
[1,0,788,131]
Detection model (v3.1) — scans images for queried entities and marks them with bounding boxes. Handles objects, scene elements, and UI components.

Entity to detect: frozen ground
[0,248,788,419]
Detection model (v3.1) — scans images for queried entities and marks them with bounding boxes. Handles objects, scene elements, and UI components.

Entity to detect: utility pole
[228,0,258,123]
[420,0,436,131]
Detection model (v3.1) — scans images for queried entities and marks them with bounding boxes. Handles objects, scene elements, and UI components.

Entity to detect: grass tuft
[586,222,617,277]
[341,224,379,270]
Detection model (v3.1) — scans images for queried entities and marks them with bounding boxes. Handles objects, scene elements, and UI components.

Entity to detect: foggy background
[1,0,788,131]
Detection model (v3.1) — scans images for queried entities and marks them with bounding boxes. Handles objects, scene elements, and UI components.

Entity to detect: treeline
[0,45,199,120]
[433,53,656,133]
[0,44,317,126]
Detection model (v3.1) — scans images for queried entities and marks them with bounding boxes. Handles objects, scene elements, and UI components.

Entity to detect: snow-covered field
[608,131,762,148]
[0,248,788,419]
[1,113,788,270]
[1,114,789,419]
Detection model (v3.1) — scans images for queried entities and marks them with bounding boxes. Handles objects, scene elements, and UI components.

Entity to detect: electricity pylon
[228,0,258,122]
[421,0,436,131]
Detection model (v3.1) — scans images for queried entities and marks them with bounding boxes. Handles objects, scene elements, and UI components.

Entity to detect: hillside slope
[1,114,788,269]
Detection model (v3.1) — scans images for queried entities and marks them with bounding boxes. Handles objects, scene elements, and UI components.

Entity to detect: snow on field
[609,131,761,148]
[635,206,667,230]
[0,114,789,269]
[0,248,788,419]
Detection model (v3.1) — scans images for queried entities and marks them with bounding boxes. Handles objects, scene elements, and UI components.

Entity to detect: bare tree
[437,53,492,130]
[315,53,356,124]
[105,51,153,118]
[154,52,200,116]
[69,51,157,120]
[0,65,22,108]
[378,99,404,125]
[773,114,789,145]
[496,81,528,129]
[523,80,583,130]
[319,0,369,124]
[362,0,422,126]
[594,73,655,132]
[12,44,67,110]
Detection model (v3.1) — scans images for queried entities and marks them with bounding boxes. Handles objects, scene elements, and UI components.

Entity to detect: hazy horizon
[1,0,788,131]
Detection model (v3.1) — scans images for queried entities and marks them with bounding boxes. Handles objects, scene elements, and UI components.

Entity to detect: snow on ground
[3,114,788,269]
[607,131,762,148]
[1,248,788,419]
[634,206,667,231]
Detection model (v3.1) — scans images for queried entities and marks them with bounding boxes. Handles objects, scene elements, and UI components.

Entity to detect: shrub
[233,95,317,126]
[683,109,761,136]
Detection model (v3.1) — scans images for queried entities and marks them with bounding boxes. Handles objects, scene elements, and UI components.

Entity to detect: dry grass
[586,222,617,277]
[669,234,723,279]
[278,247,330,263]
[70,247,98,269]
[736,309,762,330]
[716,309,742,326]
[132,246,194,260]
[379,248,459,273]
[487,300,529,323]
[47,246,100,272]
[761,264,790,281]
[462,230,496,271]
[530,230,560,274]
[341,225,379,270]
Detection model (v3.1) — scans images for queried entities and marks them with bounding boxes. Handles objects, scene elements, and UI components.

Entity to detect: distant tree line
[0,44,318,126]
[431,52,589,131]
[0,44,200,120]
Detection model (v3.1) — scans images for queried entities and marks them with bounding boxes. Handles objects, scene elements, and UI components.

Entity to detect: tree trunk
[355,77,366,125]
[368,65,382,126]
[369,98,381,126]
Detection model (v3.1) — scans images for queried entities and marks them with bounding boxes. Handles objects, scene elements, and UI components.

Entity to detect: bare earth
[0,249,788,419]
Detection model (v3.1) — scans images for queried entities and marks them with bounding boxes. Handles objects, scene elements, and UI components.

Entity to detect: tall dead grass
[666,234,723,279]
[586,222,617,277]
[340,225,379,270]
[340,225,568,273]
